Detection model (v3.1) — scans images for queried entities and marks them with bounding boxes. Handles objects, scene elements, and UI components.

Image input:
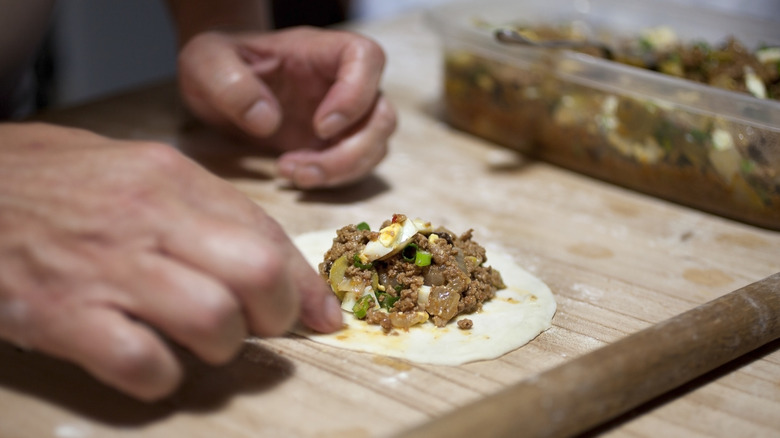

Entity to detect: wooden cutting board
[2,11,779,438]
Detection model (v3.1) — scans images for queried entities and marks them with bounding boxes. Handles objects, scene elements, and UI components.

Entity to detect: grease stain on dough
[372,355,412,371]
[683,268,734,287]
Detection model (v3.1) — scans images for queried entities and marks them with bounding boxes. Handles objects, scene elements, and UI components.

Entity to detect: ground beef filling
[319,219,505,332]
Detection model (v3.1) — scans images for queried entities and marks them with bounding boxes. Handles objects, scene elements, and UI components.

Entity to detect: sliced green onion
[741,159,756,174]
[377,291,400,310]
[415,251,432,267]
[402,243,418,262]
[352,295,373,319]
[353,254,373,270]
[356,221,370,231]
[694,41,711,52]
[384,294,399,309]
[638,37,653,52]
[688,129,708,144]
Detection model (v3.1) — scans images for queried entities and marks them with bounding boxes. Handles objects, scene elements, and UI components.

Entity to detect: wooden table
[2,11,779,438]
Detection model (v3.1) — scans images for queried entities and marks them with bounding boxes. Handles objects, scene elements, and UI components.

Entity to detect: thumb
[178,32,281,137]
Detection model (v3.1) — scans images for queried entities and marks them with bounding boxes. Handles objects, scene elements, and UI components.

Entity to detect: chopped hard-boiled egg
[756,47,780,64]
[711,128,735,151]
[639,26,678,52]
[744,66,767,99]
[418,285,432,309]
[361,217,432,262]
[341,286,379,313]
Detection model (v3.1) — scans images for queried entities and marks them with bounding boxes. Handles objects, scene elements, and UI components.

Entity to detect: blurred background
[37,0,780,111]
[36,0,455,110]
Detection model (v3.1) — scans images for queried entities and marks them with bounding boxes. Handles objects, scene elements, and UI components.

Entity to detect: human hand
[0,123,342,400]
[177,26,397,189]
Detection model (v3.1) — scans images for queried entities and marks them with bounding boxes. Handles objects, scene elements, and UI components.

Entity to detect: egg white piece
[361,217,432,262]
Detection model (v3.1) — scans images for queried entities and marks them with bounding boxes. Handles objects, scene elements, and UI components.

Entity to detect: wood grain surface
[398,273,780,438]
[2,11,779,438]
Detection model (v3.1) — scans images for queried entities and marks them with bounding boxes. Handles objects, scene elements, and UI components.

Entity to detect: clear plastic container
[428,0,780,230]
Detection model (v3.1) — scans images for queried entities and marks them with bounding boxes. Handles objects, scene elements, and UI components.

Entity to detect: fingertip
[287,253,343,333]
[240,254,301,337]
[41,312,184,401]
[130,363,184,402]
[244,99,282,137]
[300,95,395,189]
[277,158,296,180]
[293,164,327,189]
[322,293,344,332]
[276,154,328,190]
[301,285,343,334]
[100,326,184,401]
[375,95,399,134]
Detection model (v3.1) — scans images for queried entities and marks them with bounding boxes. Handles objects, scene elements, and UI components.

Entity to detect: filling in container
[429,0,780,229]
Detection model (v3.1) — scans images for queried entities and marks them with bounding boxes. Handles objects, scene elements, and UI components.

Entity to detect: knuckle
[352,35,386,66]
[330,28,386,68]
[110,142,187,218]
[178,31,221,66]
[241,246,286,291]
[178,34,258,116]
[133,141,186,172]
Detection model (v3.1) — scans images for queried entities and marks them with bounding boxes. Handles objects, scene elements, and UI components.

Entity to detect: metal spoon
[494,27,614,60]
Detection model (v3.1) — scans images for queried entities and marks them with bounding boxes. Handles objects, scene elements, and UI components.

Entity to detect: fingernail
[317,113,347,139]
[324,295,343,329]
[245,100,277,135]
[295,164,326,188]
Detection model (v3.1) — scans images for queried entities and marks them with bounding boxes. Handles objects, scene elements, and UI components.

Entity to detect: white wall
[351,0,457,21]
[50,0,176,106]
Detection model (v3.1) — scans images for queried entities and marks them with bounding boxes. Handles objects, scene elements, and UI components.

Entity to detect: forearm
[164,0,272,45]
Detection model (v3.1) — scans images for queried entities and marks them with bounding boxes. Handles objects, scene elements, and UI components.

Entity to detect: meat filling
[319,215,505,332]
